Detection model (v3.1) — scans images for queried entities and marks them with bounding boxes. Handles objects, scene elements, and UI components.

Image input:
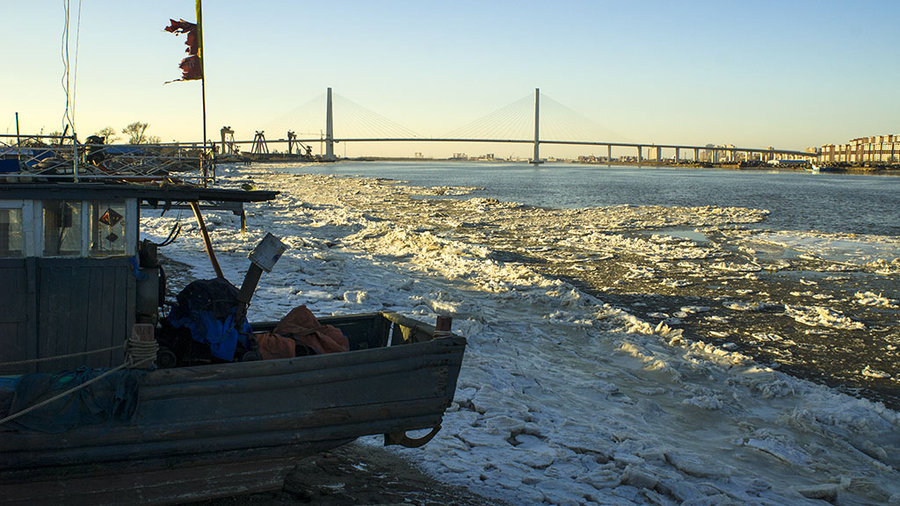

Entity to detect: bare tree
[122,122,149,144]
[94,126,119,144]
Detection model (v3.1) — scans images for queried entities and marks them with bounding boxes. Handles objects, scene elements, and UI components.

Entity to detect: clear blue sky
[2,1,898,157]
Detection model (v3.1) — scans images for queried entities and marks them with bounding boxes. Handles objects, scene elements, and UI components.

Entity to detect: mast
[197,0,209,184]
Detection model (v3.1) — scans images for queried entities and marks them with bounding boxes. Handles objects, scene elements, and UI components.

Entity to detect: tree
[94,126,119,144]
[122,122,149,144]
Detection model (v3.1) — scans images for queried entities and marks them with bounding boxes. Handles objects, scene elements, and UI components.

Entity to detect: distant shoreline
[248,155,900,175]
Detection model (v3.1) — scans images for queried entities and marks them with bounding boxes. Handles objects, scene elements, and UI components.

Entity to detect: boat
[808,163,837,173]
[0,163,466,504]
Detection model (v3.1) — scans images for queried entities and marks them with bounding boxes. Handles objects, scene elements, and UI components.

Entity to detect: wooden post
[130,323,157,369]
[434,316,452,338]
[132,323,155,342]
[189,201,224,279]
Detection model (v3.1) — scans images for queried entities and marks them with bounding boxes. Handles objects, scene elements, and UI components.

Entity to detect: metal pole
[14,112,21,162]
[197,0,209,184]
[72,134,79,182]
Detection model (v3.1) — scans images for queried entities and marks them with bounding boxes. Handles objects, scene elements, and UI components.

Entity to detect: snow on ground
[142,165,900,505]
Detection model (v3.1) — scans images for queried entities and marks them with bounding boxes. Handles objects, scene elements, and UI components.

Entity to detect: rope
[0,333,157,427]
[71,0,83,128]
[0,344,124,367]
[124,336,158,369]
[155,222,182,247]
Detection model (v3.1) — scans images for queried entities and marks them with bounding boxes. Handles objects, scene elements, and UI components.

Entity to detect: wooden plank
[36,260,61,372]
[142,334,465,387]
[141,347,461,401]
[0,448,311,506]
[25,257,38,373]
[83,261,107,368]
[68,263,92,369]
[0,260,29,374]
[2,409,443,468]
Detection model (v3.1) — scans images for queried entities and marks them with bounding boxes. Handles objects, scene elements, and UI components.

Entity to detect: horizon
[2,1,898,158]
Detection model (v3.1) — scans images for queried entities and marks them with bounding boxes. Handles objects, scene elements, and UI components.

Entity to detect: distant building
[820,135,900,163]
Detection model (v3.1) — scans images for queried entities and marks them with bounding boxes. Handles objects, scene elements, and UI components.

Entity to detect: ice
[142,165,900,505]
[784,305,866,330]
[754,230,900,270]
[854,291,899,308]
[861,366,892,379]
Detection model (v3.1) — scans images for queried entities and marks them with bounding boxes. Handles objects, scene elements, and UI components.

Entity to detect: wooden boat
[0,178,466,504]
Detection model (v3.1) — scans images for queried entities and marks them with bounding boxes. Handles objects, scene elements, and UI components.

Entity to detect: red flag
[164,18,202,81]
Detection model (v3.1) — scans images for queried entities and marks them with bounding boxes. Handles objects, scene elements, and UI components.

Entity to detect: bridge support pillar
[637,145,642,164]
[324,87,336,161]
[607,144,612,163]
[655,146,661,162]
[674,147,680,163]
[694,147,699,161]
[531,88,541,165]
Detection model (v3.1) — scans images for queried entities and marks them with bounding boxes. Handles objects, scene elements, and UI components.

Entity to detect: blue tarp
[166,278,251,361]
[0,159,19,173]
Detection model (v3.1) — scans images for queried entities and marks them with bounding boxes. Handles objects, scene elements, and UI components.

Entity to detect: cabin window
[89,201,128,257]
[0,208,23,258]
[42,200,83,256]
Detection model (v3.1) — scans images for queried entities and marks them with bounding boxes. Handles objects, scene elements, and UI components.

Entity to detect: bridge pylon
[324,87,337,161]
[530,88,542,165]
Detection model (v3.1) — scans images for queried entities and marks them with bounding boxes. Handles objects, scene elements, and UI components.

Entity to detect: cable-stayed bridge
[223,88,814,164]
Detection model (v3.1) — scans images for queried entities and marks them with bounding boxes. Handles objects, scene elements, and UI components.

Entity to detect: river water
[284,161,900,236]
[271,161,900,408]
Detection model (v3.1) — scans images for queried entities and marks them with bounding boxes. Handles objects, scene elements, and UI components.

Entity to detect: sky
[2,1,899,158]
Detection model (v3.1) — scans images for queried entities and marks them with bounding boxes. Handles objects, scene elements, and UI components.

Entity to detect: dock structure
[250,131,268,155]
[220,126,235,155]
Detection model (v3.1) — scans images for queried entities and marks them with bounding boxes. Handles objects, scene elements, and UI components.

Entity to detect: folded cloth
[274,305,349,355]
[255,331,297,360]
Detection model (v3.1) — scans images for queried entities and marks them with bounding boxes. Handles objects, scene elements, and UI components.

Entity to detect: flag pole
[197,0,209,185]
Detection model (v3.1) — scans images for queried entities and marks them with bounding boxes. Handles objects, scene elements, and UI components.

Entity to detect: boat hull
[0,312,466,505]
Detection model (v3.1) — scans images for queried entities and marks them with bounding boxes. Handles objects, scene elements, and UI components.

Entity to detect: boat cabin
[0,183,276,375]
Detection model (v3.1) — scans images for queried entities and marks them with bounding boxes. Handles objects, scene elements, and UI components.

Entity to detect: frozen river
[279,161,900,408]
[143,163,899,504]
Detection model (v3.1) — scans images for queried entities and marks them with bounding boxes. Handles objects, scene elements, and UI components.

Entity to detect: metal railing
[0,134,214,185]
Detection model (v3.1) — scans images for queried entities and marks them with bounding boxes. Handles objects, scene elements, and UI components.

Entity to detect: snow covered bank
[142,165,899,505]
